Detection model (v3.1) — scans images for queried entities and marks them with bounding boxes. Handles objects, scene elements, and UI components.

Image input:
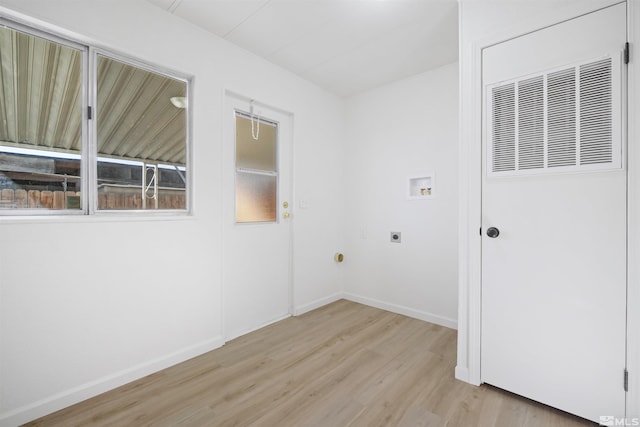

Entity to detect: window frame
[0,18,193,217]
[0,18,89,216]
[89,48,192,215]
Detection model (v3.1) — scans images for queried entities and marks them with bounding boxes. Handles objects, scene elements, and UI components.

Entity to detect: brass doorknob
[283,212,291,219]
[283,201,289,209]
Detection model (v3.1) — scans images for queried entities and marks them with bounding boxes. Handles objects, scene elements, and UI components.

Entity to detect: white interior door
[223,94,293,341]
[481,4,627,423]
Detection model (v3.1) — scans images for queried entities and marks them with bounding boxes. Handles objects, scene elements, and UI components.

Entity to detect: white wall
[343,63,459,328]
[290,101,347,314]
[457,0,639,417]
[0,1,345,425]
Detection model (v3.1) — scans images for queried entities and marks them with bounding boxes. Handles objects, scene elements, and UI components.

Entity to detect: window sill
[0,210,194,225]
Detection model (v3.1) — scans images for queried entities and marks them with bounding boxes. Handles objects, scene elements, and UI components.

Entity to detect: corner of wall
[294,292,344,316]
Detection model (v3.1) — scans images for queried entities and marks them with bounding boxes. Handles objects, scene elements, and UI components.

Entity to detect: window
[0,25,84,211]
[235,113,278,223]
[96,55,187,211]
[0,20,190,215]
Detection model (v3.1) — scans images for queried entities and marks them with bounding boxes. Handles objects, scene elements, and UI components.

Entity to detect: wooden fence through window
[0,189,185,210]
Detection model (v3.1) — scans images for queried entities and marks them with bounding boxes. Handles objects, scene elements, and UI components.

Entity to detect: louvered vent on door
[580,59,613,165]
[487,55,621,176]
[518,76,544,170]
[547,68,577,168]
[491,83,516,172]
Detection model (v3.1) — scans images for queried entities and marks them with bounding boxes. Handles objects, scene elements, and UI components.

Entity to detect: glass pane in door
[235,112,278,223]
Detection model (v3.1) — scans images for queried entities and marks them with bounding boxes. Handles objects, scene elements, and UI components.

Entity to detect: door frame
[221,89,295,341]
[456,1,639,417]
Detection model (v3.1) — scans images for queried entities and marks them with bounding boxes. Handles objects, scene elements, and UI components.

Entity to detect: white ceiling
[144,0,458,97]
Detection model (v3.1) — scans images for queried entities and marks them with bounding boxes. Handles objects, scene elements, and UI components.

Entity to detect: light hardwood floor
[24,300,594,426]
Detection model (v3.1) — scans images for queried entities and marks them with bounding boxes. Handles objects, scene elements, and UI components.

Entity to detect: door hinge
[479,227,482,236]
[624,42,630,65]
[88,106,93,120]
[624,368,629,392]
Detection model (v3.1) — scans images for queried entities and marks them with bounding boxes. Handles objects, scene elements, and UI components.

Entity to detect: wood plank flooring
[24,300,594,426]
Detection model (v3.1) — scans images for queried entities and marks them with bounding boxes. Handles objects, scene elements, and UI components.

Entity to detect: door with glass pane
[223,94,293,340]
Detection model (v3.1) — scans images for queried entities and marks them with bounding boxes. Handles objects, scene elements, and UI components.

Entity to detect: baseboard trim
[225,314,292,341]
[455,365,470,383]
[293,292,343,316]
[0,336,224,427]
[343,293,458,330]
